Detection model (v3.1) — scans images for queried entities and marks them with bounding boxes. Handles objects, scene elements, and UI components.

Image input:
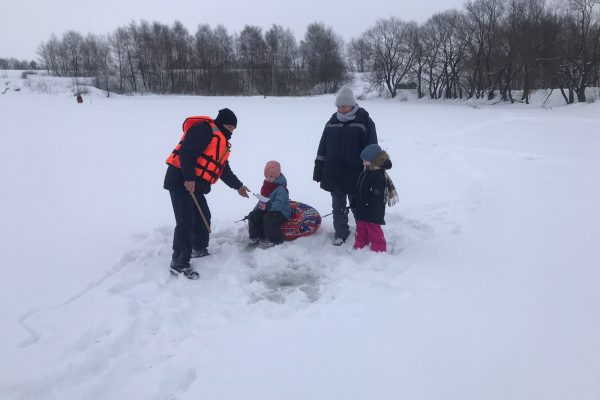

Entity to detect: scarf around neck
[260,180,288,197]
[364,166,399,207]
[384,172,399,207]
[336,105,359,122]
[260,180,280,197]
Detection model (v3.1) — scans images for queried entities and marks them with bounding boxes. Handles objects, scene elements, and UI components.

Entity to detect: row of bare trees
[33,0,600,103]
[0,58,38,70]
[37,21,347,96]
[349,0,600,103]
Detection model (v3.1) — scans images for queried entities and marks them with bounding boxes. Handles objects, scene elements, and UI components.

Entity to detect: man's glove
[258,201,271,211]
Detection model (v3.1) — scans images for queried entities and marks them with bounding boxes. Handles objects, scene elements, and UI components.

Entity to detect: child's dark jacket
[353,152,392,225]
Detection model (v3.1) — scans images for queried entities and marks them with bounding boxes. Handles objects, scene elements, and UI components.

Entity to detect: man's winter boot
[191,248,210,258]
[169,262,200,280]
[333,232,349,246]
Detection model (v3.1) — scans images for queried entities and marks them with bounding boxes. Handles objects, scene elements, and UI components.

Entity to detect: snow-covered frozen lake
[1,79,599,399]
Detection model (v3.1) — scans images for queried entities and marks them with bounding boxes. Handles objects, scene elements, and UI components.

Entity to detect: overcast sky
[1,0,467,60]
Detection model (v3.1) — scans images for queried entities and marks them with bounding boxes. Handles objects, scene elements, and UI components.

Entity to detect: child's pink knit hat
[264,160,281,177]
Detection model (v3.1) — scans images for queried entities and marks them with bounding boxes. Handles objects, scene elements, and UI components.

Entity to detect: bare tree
[214,25,238,94]
[410,25,429,98]
[37,34,60,75]
[464,0,506,99]
[191,24,237,95]
[432,10,468,99]
[62,31,84,76]
[361,18,418,98]
[95,37,111,96]
[193,24,215,94]
[265,25,299,95]
[169,21,193,93]
[300,22,347,93]
[418,17,445,99]
[237,25,268,94]
[129,21,151,92]
[347,37,369,72]
[556,0,600,102]
[110,28,130,92]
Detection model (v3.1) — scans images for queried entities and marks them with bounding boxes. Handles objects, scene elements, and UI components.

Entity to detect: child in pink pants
[352,144,398,252]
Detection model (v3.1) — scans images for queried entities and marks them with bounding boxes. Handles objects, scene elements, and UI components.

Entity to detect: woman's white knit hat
[335,86,356,107]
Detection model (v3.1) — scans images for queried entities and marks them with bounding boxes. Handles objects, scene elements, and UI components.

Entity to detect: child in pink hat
[247,161,292,247]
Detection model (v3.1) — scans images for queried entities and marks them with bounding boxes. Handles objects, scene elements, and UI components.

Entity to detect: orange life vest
[166,116,231,184]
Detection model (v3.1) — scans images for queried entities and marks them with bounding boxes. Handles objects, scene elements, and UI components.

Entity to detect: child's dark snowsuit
[353,150,393,252]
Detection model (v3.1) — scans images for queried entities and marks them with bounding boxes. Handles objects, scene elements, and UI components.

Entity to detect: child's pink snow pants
[354,220,386,252]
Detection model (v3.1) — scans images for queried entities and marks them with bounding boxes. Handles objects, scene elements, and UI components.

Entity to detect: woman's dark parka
[312,107,377,194]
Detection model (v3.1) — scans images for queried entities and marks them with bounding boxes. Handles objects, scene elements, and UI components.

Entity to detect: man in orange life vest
[164,108,250,279]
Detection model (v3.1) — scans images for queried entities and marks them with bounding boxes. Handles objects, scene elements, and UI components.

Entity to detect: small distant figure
[76,94,83,103]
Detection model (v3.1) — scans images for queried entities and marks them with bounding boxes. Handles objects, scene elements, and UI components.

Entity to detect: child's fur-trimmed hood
[371,150,392,170]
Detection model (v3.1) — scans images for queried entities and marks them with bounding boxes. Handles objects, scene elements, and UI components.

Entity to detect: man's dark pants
[169,187,211,266]
[331,189,355,240]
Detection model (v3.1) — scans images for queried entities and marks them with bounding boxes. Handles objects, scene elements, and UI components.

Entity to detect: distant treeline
[36,21,346,97]
[30,0,600,103]
[0,58,39,70]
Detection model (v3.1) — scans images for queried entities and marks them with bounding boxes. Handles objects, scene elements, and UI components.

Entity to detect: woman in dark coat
[313,86,378,245]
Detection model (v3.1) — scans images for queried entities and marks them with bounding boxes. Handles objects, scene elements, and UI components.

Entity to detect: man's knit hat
[335,86,356,107]
[214,108,237,128]
[360,144,382,161]
[264,160,281,177]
